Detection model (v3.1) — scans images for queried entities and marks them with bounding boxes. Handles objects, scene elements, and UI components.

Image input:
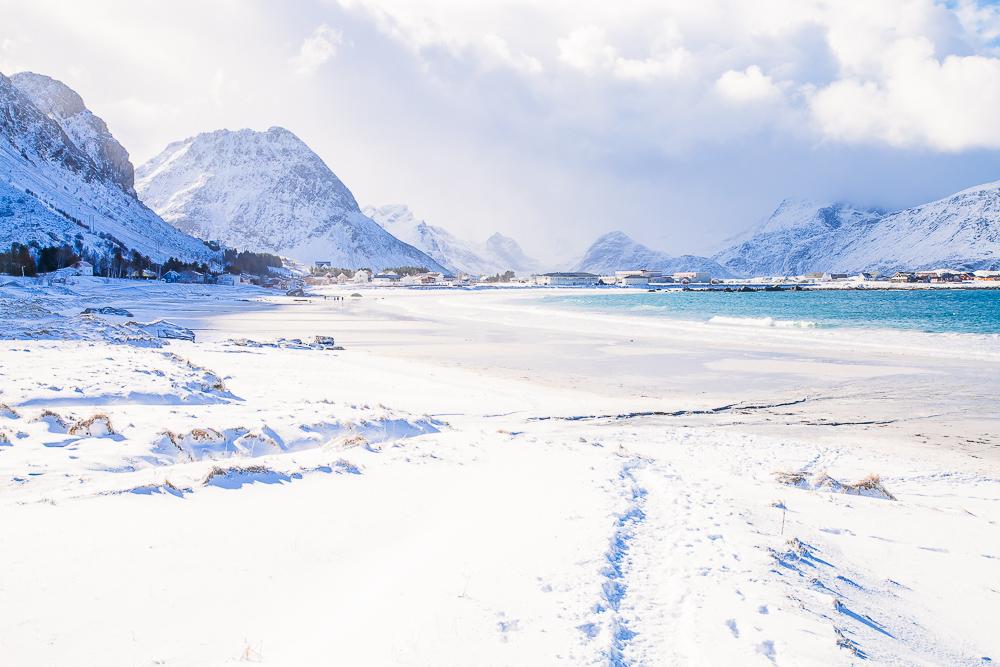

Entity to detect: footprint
[726,618,740,638]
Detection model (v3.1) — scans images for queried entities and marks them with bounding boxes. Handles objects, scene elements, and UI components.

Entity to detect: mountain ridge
[136,128,447,272]
[715,182,1000,275]
[0,70,216,265]
[575,231,732,277]
[365,204,539,275]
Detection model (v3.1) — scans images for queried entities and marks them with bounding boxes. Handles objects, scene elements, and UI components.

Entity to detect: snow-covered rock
[716,183,1000,275]
[575,231,732,277]
[136,128,447,272]
[0,70,216,264]
[365,204,539,275]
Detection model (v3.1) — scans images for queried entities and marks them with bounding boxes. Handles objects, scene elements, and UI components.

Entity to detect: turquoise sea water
[541,288,1000,335]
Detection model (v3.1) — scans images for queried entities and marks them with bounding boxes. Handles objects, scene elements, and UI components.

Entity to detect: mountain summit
[575,231,731,276]
[136,128,446,271]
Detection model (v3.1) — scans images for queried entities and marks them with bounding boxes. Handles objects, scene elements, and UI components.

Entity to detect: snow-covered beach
[1,279,997,666]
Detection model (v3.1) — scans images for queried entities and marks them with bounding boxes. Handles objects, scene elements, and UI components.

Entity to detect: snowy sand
[1,280,997,666]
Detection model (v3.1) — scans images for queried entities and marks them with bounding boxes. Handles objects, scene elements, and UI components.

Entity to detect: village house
[616,274,650,287]
[611,269,663,287]
[890,272,915,283]
[216,273,242,286]
[534,272,599,286]
[70,260,94,276]
[372,272,401,285]
[353,269,372,283]
[672,271,711,284]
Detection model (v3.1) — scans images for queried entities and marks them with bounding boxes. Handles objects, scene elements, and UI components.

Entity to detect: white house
[372,272,401,285]
[353,269,372,283]
[672,271,711,284]
[534,272,599,286]
[616,274,650,287]
[71,260,93,276]
[336,272,350,284]
[216,273,242,286]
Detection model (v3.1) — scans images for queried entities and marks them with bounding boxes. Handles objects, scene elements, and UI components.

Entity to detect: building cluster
[888,270,1000,283]
[306,268,484,287]
[533,270,713,287]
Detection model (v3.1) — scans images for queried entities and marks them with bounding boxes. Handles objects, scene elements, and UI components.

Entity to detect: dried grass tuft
[69,413,115,437]
[843,474,896,501]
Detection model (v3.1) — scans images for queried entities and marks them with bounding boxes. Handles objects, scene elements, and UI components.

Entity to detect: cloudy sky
[3,0,1000,262]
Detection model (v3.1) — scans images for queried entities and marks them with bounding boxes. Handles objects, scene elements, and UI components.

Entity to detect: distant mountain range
[714,184,1000,276]
[4,69,999,279]
[574,231,732,277]
[0,70,215,264]
[135,128,446,272]
[365,204,539,275]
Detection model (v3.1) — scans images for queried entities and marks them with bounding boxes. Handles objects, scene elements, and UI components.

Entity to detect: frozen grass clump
[0,430,11,446]
[842,474,896,501]
[0,403,19,419]
[774,471,808,488]
[69,414,116,437]
[776,470,895,500]
[35,409,69,433]
[232,432,280,456]
[202,464,290,489]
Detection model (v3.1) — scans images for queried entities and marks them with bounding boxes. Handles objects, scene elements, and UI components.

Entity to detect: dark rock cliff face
[11,71,136,195]
[0,69,216,264]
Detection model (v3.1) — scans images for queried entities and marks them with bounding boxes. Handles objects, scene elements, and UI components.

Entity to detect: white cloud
[810,37,1000,150]
[6,0,1000,260]
[478,34,543,74]
[715,65,781,102]
[291,24,342,76]
[558,25,690,81]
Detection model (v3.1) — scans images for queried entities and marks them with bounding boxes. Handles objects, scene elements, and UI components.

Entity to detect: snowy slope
[713,200,882,277]
[365,204,539,275]
[0,71,215,264]
[826,181,1000,273]
[136,129,447,272]
[575,231,732,276]
[484,233,540,274]
[716,184,1000,275]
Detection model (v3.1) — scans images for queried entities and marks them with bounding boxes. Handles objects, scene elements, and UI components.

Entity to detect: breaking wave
[708,315,818,329]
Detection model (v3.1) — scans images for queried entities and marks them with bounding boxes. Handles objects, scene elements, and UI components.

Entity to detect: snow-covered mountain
[575,231,732,276]
[365,204,540,275]
[136,128,446,272]
[715,183,1000,275]
[824,181,1000,273]
[483,233,540,274]
[0,70,216,264]
[713,200,882,277]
